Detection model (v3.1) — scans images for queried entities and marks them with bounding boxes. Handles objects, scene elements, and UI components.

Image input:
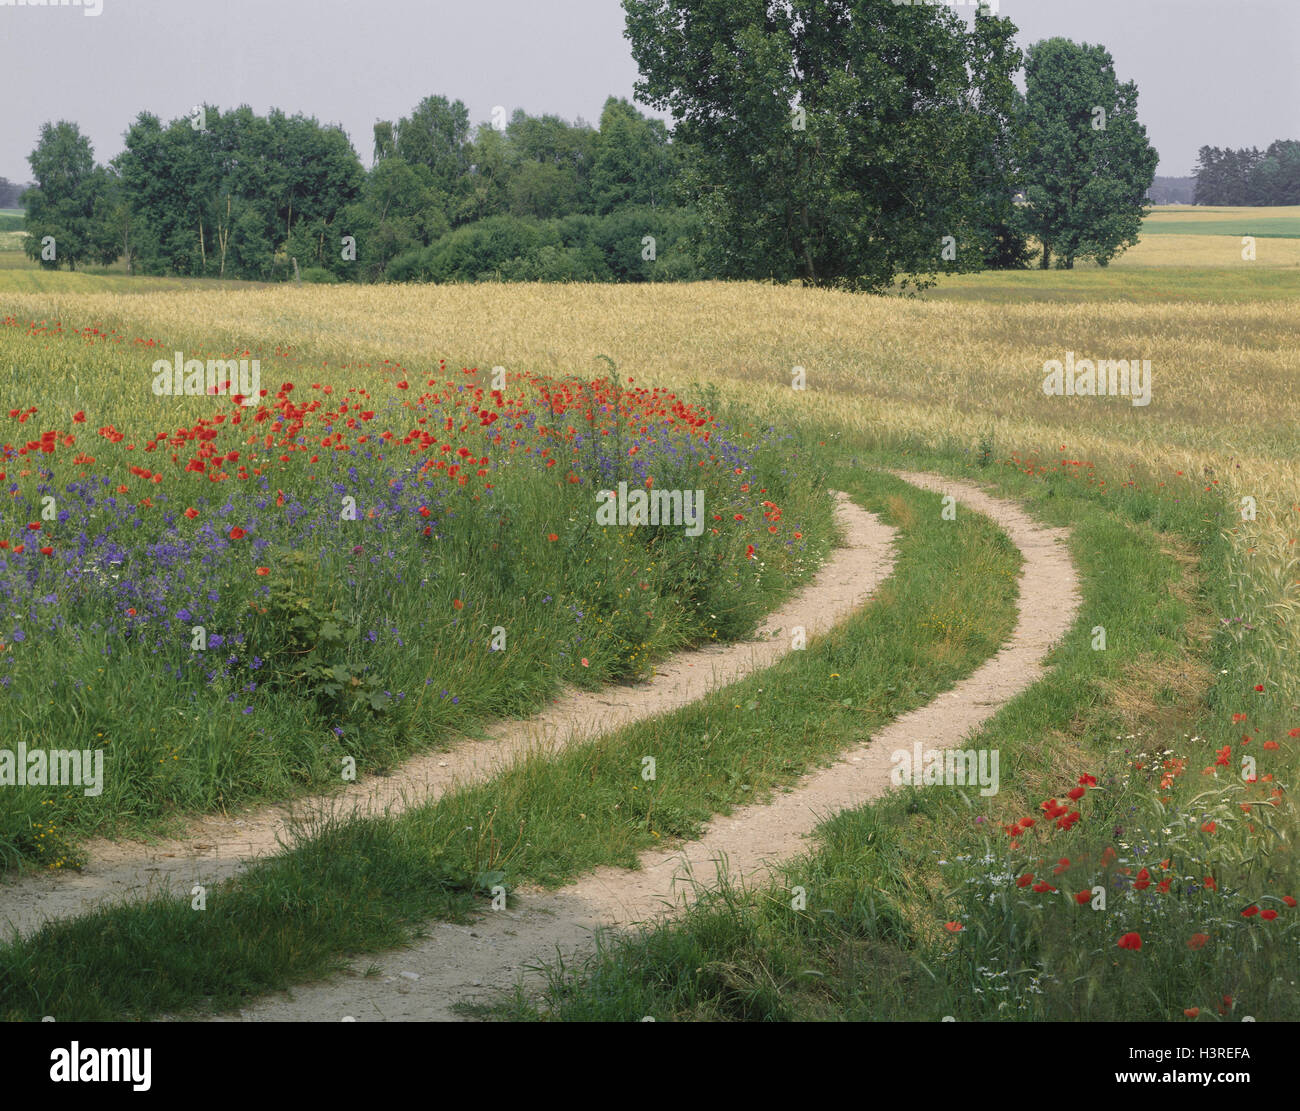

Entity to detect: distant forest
[1193,141,1300,206]
[0,178,28,209]
[1146,176,1195,205]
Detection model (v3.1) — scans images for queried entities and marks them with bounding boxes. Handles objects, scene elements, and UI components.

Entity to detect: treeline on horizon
[16,4,1184,289]
[20,96,700,285]
[1192,142,1300,207]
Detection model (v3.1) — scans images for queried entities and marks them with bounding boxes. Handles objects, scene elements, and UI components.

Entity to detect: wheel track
[212,472,1080,1022]
[0,491,897,939]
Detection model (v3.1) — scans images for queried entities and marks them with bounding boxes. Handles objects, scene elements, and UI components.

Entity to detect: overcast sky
[1,0,1296,183]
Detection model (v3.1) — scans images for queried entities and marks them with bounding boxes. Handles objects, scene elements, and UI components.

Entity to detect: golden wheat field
[1,214,1298,704]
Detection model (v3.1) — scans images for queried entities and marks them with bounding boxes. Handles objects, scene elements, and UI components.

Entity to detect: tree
[93,170,135,271]
[114,105,363,279]
[622,0,1024,292]
[960,15,1034,269]
[23,121,115,270]
[390,95,472,216]
[502,110,597,220]
[1195,141,1300,205]
[0,178,29,209]
[589,97,678,215]
[1018,38,1158,269]
[460,123,511,223]
[1255,140,1300,205]
[335,156,448,281]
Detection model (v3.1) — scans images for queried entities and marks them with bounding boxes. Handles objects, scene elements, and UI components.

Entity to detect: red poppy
[452,599,464,610]
[547,533,558,542]
[1187,933,1209,950]
[1200,822,1216,833]
[1067,786,1086,800]
[1117,932,1142,951]
[39,546,52,556]
[228,526,246,540]
[1261,909,1278,921]
[255,567,269,576]
[944,921,964,933]
[1283,896,1297,908]
[184,508,199,519]
[1074,890,1092,905]
[1016,873,1033,888]
[1241,905,1259,918]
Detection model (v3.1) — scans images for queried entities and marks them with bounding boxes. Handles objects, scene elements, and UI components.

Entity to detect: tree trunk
[800,196,816,283]
[217,194,230,278]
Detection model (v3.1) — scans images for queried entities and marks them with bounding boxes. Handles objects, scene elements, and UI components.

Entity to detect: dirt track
[0,490,897,940]
[212,472,1079,1022]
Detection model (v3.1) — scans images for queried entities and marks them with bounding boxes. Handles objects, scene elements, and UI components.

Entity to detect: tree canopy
[1017,38,1158,269]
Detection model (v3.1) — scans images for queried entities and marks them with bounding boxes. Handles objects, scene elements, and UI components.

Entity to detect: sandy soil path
[0,491,897,940]
[214,472,1079,1022]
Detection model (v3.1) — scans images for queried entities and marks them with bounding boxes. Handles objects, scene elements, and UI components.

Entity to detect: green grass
[1142,217,1300,238]
[0,464,1022,1019]
[0,250,262,288]
[489,448,1300,1022]
[0,316,840,872]
[920,266,1300,303]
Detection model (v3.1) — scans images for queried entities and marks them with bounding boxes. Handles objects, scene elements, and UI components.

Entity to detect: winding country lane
[0,491,897,939]
[215,472,1080,1022]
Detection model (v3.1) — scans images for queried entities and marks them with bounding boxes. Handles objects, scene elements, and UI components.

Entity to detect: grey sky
[1,0,1296,184]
